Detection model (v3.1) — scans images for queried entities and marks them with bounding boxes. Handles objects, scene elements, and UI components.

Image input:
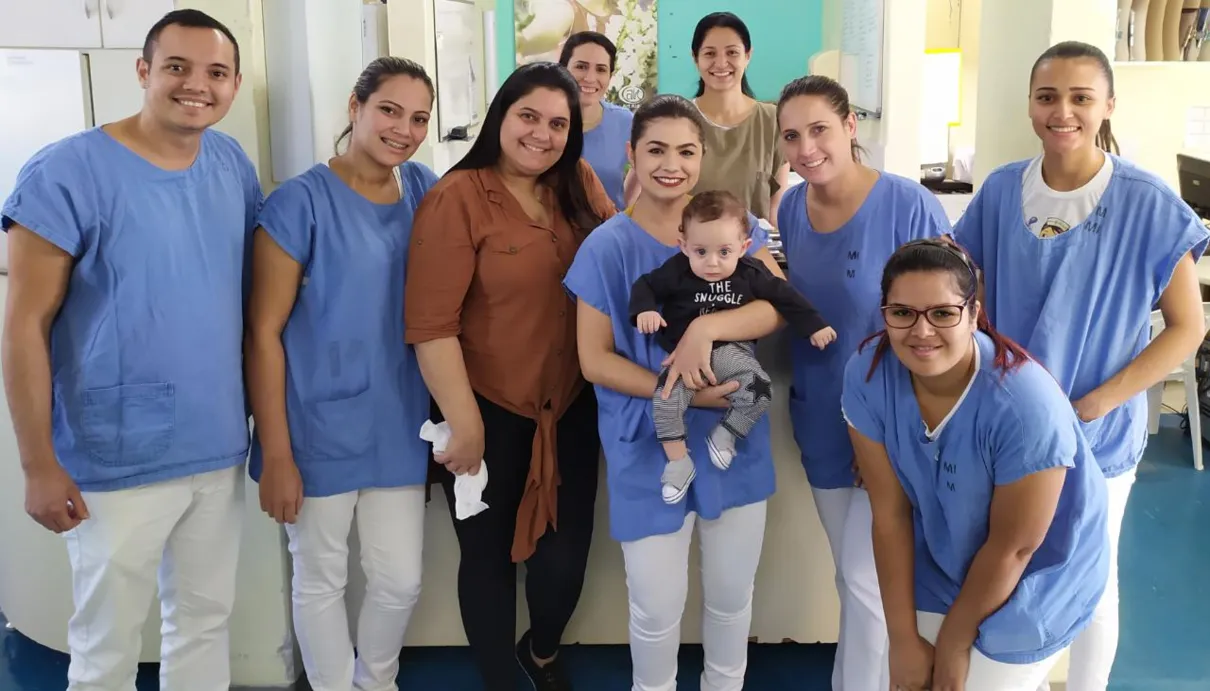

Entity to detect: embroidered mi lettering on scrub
[938,453,958,492]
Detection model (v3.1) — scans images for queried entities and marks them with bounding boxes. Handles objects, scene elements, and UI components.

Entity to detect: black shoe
[516,630,572,691]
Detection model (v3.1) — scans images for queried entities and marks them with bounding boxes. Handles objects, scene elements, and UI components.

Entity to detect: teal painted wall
[494,1,823,103]
[656,0,821,102]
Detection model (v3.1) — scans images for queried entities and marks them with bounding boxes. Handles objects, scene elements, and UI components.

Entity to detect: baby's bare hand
[636,311,667,334]
[810,326,837,349]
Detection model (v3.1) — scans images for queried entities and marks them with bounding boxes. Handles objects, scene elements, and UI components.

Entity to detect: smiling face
[565,42,612,110]
[778,94,857,186]
[884,270,979,379]
[694,27,750,94]
[1029,57,1115,157]
[628,116,703,203]
[349,74,431,168]
[498,87,572,177]
[137,23,240,133]
[679,215,750,282]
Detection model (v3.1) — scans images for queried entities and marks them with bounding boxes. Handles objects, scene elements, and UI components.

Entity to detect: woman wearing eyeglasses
[842,239,1109,691]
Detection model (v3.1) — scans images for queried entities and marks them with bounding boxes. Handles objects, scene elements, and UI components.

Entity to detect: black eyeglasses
[881,304,968,329]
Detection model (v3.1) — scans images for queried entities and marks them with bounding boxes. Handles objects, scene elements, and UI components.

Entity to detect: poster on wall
[514,0,658,110]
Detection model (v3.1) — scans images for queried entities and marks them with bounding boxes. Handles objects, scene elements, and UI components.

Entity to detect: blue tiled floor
[2,417,1207,690]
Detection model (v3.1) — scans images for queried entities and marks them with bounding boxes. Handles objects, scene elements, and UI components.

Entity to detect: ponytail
[1097,120,1120,155]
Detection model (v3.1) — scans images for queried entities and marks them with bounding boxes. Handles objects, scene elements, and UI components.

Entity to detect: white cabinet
[99,0,176,50]
[0,0,103,49]
[0,0,175,50]
[86,50,145,124]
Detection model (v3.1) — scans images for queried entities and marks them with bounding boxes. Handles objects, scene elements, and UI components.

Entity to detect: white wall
[971,0,1054,184]
[386,0,477,175]
[178,0,273,188]
[1112,62,1210,188]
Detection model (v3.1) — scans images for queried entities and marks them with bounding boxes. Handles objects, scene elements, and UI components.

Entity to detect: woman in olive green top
[689,11,789,224]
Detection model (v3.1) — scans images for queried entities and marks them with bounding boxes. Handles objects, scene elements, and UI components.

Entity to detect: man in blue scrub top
[1,10,261,691]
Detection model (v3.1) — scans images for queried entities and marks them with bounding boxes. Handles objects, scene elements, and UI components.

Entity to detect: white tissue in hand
[419,420,488,520]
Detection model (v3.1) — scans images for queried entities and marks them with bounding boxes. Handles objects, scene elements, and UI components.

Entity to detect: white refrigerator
[0,47,144,271]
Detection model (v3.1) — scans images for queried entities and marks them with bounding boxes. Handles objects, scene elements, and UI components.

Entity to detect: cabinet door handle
[104,0,115,19]
[83,0,92,18]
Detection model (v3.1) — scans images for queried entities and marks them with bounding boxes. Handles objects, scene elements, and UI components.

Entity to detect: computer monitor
[1177,153,1210,218]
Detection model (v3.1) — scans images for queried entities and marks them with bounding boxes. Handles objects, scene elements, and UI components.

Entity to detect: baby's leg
[652,368,696,504]
[706,342,772,470]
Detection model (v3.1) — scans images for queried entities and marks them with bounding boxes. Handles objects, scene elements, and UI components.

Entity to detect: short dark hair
[143,9,241,74]
[559,31,618,73]
[681,190,749,238]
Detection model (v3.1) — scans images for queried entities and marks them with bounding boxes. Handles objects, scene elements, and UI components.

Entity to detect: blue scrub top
[0,128,263,491]
[777,173,950,489]
[248,162,439,497]
[953,156,1210,477]
[563,212,774,542]
[842,331,1110,664]
[582,102,634,211]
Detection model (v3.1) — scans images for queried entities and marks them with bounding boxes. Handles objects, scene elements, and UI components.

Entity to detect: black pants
[435,386,600,691]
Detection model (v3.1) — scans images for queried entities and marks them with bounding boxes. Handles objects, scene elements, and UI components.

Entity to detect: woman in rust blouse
[404,62,615,691]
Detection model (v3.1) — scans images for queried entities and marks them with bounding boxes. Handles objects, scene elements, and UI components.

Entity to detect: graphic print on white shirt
[1021,154,1113,238]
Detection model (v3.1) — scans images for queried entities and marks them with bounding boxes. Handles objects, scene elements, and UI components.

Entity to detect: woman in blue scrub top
[565,93,783,691]
[844,239,1110,691]
[952,42,1210,691]
[244,57,438,690]
[775,74,951,691]
[559,31,635,210]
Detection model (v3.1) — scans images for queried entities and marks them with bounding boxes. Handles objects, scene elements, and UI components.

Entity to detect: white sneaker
[706,432,735,470]
[661,457,696,504]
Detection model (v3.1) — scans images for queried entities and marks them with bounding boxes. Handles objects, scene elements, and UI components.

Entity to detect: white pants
[621,501,768,691]
[285,486,426,691]
[918,612,1064,689]
[1039,468,1136,691]
[64,464,245,691]
[812,486,890,691]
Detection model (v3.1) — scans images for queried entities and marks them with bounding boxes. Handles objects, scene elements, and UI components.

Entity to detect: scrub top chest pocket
[79,382,177,467]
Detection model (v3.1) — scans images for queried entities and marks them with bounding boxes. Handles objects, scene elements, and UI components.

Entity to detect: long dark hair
[1029,41,1120,155]
[776,75,867,162]
[861,239,1030,381]
[691,12,756,98]
[450,62,604,231]
[336,57,434,155]
[629,93,708,147]
[558,31,617,73]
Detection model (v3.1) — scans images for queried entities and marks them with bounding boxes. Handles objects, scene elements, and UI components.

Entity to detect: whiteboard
[434,0,486,139]
[838,0,885,117]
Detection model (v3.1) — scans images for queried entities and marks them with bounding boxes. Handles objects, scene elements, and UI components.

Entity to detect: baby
[629,190,836,504]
